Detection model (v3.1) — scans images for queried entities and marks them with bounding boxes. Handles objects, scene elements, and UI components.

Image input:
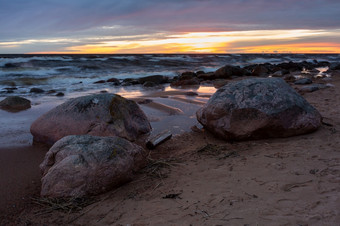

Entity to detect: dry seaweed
[31,197,96,215]
[143,156,180,179]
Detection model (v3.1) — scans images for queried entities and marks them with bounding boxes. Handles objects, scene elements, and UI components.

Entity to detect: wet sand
[0,145,47,221]
[1,74,340,225]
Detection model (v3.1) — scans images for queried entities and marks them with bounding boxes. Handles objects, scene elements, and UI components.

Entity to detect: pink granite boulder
[30,94,151,145]
[40,135,145,198]
[196,78,322,141]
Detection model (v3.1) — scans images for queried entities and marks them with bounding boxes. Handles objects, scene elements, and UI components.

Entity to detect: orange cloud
[28,29,340,54]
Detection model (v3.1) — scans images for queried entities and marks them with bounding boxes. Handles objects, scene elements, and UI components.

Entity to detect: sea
[0,54,339,147]
[1,54,339,96]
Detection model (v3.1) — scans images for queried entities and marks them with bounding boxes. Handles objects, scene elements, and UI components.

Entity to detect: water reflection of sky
[0,84,216,148]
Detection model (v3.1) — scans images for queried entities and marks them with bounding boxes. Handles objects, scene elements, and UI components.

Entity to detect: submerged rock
[171,78,200,87]
[196,78,322,141]
[138,75,169,85]
[251,65,269,76]
[197,72,215,80]
[40,135,145,198]
[94,80,106,84]
[214,65,248,79]
[106,78,121,85]
[178,71,196,80]
[30,88,44,93]
[30,93,151,145]
[0,96,31,112]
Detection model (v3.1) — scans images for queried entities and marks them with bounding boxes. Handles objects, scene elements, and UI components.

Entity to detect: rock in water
[0,96,31,112]
[30,94,151,145]
[40,135,145,198]
[214,65,248,79]
[294,78,313,85]
[30,88,44,93]
[196,78,321,140]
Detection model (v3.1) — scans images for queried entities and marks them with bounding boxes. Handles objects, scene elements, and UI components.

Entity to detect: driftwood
[146,130,172,149]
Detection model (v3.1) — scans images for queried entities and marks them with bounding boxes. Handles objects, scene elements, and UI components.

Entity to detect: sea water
[0,54,339,147]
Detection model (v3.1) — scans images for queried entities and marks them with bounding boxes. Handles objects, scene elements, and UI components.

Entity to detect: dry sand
[1,74,340,225]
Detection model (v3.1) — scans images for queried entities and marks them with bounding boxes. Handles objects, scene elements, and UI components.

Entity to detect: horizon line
[1,52,340,55]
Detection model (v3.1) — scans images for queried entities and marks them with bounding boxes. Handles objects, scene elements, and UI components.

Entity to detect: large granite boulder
[40,135,145,198]
[196,78,322,140]
[0,96,31,112]
[31,94,151,145]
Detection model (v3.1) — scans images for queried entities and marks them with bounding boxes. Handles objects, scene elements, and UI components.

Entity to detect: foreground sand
[1,74,340,225]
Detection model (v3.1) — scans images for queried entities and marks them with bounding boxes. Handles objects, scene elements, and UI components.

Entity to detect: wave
[0,56,73,67]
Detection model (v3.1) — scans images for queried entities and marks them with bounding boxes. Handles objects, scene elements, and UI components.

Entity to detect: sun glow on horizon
[15,29,340,54]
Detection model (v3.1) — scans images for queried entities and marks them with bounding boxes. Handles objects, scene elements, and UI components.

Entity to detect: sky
[0,0,340,54]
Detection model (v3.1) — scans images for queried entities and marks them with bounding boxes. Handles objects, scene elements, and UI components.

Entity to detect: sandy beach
[0,70,338,225]
[1,0,340,224]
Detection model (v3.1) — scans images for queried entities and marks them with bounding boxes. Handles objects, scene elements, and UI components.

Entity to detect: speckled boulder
[40,135,145,198]
[30,94,151,145]
[196,78,322,140]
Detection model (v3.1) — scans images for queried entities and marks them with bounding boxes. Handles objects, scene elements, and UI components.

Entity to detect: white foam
[247,57,283,64]
[80,57,109,61]
[0,56,73,67]
[149,55,197,62]
[110,56,136,61]
[0,67,59,77]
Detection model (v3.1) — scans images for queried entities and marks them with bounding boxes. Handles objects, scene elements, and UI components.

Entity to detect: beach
[0,55,339,225]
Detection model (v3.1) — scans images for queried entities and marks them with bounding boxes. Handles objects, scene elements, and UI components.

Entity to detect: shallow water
[0,83,216,148]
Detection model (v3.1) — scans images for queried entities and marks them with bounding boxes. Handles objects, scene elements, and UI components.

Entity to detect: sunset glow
[25,29,340,54]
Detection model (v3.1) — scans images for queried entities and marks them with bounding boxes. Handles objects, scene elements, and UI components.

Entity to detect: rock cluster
[28,59,338,199]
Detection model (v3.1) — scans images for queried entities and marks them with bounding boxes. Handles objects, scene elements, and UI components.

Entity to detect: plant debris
[143,157,180,179]
[197,144,238,159]
[31,197,96,215]
[162,193,182,199]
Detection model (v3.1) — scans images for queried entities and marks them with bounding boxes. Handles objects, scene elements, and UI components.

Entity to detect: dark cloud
[1,0,339,39]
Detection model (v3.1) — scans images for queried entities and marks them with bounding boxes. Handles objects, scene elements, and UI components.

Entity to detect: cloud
[1,0,340,38]
[0,0,340,53]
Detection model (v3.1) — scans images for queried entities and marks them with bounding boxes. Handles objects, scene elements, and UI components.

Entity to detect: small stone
[294,78,312,85]
[170,78,200,87]
[138,75,169,85]
[0,96,31,112]
[272,71,283,77]
[47,90,56,94]
[252,65,269,76]
[107,78,121,85]
[283,74,296,82]
[299,84,327,93]
[94,80,106,84]
[30,88,44,93]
